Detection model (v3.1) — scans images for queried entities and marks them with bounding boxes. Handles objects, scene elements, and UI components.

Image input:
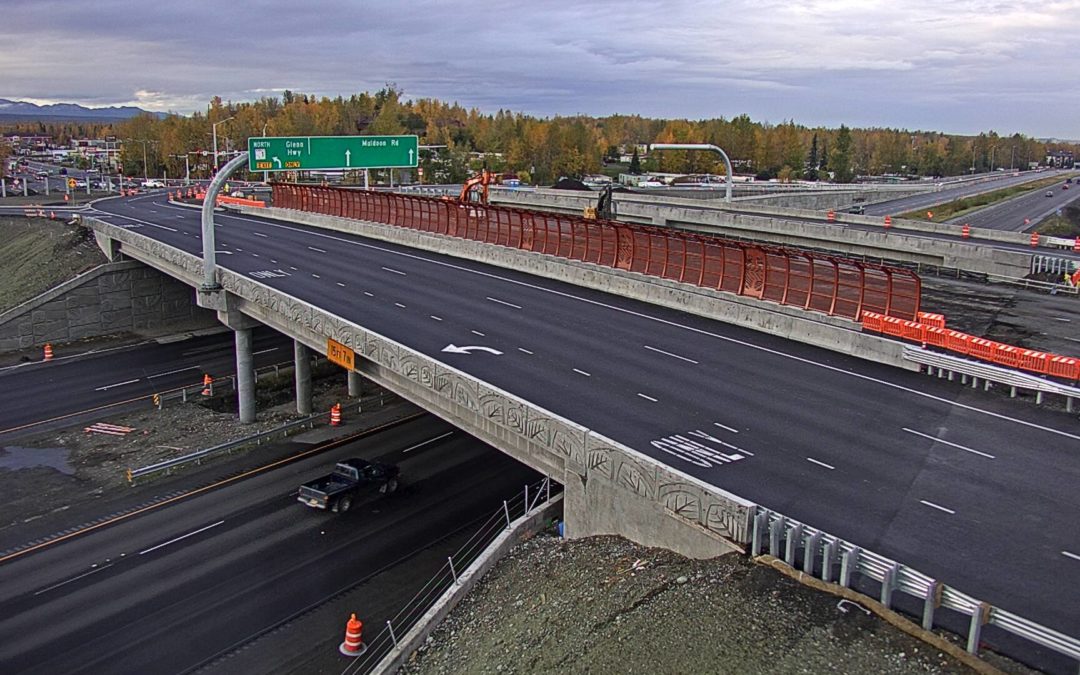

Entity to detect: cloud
[0,0,1077,137]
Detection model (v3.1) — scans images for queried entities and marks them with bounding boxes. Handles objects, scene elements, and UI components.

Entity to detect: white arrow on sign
[273,157,282,168]
[409,149,415,164]
[442,344,503,355]
[345,149,352,167]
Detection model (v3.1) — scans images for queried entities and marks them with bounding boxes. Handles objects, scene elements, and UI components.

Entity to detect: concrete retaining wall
[0,260,216,352]
[89,217,756,559]
[236,205,914,372]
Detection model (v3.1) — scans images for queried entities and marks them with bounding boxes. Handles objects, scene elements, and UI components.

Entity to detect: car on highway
[1063,184,1069,190]
[298,458,400,513]
[141,179,165,189]
[34,170,49,179]
[1046,191,1054,197]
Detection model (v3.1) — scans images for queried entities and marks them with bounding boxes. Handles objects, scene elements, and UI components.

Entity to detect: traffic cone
[201,374,213,396]
[43,343,54,361]
[883,215,892,228]
[49,211,56,220]
[339,613,366,656]
[330,403,342,426]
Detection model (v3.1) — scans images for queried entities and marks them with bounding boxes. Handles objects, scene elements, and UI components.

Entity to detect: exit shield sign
[248,135,418,172]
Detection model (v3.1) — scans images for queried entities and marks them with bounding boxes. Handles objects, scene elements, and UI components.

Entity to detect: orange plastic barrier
[1018,349,1049,375]
[968,338,996,362]
[860,311,884,332]
[924,326,949,348]
[992,343,1020,369]
[916,312,945,328]
[1047,355,1079,380]
[881,316,905,337]
[215,195,266,208]
[900,320,926,344]
[945,330,971,355]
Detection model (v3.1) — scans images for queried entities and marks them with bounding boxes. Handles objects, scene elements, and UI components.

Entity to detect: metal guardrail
[127,413,323,483]
[339,478,558,675]
[904,346,1080,409]
[751,509,1080,670]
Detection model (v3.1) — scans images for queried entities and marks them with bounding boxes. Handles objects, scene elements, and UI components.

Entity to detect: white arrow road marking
[442,344,503,355]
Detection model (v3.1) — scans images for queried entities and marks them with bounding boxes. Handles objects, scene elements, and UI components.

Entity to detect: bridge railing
[271,184,921,322]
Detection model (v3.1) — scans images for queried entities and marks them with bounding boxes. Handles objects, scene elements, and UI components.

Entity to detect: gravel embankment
[405,534,1033,675]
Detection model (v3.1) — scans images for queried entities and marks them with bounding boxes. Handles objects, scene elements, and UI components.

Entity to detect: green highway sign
[247,135,419,172]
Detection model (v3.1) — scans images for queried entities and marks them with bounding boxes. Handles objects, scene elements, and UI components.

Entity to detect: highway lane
[0,414,541,674]
[89,194,1080,640]
[0,328,293,437]
[947,179,1080,231]
[863,170,1068,216]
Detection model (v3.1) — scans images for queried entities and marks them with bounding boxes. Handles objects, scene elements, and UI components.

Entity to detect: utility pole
[212,116,235,174]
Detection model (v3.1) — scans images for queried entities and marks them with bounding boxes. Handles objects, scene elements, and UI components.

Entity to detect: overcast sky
[3,0,1078,139]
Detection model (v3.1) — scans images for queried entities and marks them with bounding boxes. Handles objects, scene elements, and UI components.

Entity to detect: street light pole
[212,116,235,174]
[648,143,734,202]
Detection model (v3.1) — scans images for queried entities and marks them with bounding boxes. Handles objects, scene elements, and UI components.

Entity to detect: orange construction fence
[216,195,266,208]
[861,312,1079,381]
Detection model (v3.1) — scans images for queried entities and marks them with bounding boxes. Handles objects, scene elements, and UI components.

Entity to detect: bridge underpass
[83,192,1080,672]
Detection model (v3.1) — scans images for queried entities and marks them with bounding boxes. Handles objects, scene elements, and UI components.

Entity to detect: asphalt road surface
[946,179,1080,231]
[0,328,293,438]
[0,414,540,674]
[86,193,1079,647]
[864,170,1069,216]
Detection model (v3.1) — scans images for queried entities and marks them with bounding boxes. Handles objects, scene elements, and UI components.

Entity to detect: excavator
[452,169,499,204]
[583,183,618,220]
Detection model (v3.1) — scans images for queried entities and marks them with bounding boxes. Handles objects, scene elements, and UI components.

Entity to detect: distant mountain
[0,99,166,121]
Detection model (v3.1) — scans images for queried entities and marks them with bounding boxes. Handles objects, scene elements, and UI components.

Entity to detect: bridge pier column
[212,304,260,424]
[348,370,363,398]
[295,340,312,415]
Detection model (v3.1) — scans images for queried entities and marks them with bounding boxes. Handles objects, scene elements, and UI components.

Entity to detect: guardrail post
[387,620,398,649]
[1036,391,1044,405]
[448,556,458,584]
[804,532,821,575]
[966,602,990,654]
[922,580,941,630]
[1068,396,1075,413]
[751,512,768,557]
[785,524,802,566]
[503,500,511,529]
[880,563,898,608]
[822,540,837,583]
[769,517,784,557]
[840,547,859,588]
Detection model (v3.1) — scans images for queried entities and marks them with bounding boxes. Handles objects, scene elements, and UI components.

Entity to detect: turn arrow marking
[442,344,503,355]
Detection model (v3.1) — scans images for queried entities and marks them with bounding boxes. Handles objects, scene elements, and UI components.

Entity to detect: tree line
[2,86,1075,185]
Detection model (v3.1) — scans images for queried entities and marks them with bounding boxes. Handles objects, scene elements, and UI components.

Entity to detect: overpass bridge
[82,189,1080,672]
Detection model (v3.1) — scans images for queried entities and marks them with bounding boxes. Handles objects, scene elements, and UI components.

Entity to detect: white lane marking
[1052,317,1071,323]
[308,246,326,253]
[806,457,835,470]
[139,520,225,555]
[471,330,486,337]
[94,378,140,391]
[289,266,298,271]
[253,348,278,355]
[487,297,522,309]
[920,500,955,515]
[235,247,243,252]
[312,274,321,279]
[713,422,739,434]
[337,282,346,287]
[270,259,278,263]
[902,428,995,459]
[637,393,658,402]
[216,213,1080,443]
[1063,551,1080,562]
[34,563,114,596]
[573,368,591,377]
[147,366,199,379]
[395,303,406,308]
[518,348,533,355]
[253,232,268,238]
[644,345,699,364]
[252,253,260,257]
[382,266,407,276]
[363,292,374,297]
[430,315,443,321]
[403,431,454,453]
[88,211,177,232]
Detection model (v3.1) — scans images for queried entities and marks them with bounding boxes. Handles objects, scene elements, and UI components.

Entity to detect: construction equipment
[455,169,498,204]
[583,184,618,220]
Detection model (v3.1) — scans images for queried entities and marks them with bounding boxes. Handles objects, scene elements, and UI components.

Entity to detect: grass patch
[0,216,106,313]
[1036,204,1080,237]
[899,175,1069,222]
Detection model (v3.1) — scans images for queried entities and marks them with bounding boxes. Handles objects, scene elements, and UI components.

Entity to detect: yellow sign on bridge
[327,338,355,370]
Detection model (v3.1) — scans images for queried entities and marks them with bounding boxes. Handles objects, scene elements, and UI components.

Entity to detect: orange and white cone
[201,374,213,396]
[330,403,342,426]
[43,343,54,361]
[339,613,367,656]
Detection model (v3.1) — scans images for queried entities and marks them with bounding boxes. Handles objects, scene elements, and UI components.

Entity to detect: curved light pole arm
[201,153,250,291]
[648,143,733,203]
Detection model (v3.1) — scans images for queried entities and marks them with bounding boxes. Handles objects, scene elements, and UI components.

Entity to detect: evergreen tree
[805,133,819,181]
[831,126,854,183]
[628,147,642,175]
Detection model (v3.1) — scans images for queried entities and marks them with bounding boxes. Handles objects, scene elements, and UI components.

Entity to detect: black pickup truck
[297,458,400,513]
